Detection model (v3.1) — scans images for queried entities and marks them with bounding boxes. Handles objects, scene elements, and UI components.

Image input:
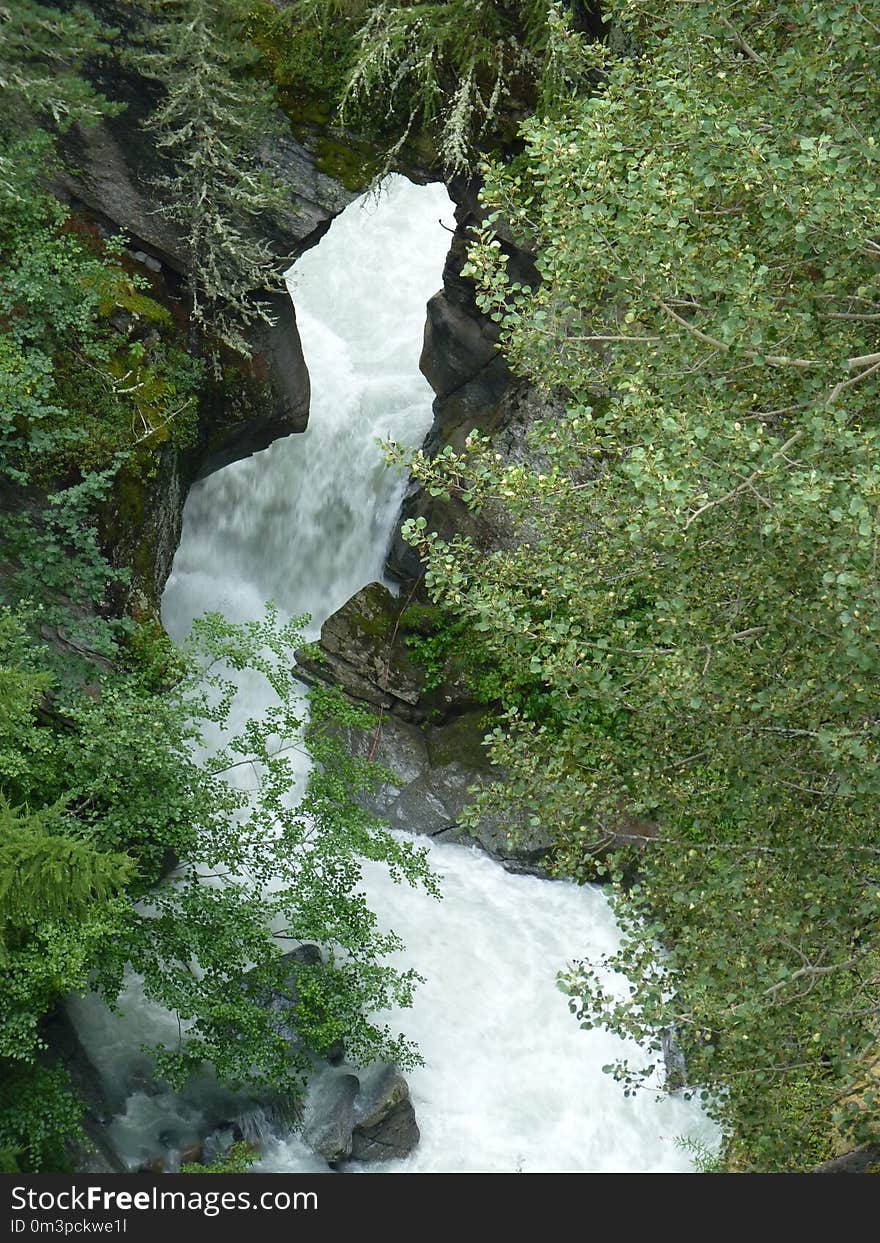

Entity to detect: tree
[396,0,880,1168]
[134,0,291,353]
[0,1,117,134]
[279,0,597,172]
[0,598,438,1164]
[86,607,438,1095]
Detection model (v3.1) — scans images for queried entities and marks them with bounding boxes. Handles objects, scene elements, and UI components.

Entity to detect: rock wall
[388,174,556,580]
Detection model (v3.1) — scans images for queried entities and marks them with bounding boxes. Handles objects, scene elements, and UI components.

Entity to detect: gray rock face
[258,947,420,1165]
[420,288,505,413]
[296,582,426,719]
[48,46,362,609]
[334,706,553,875]
[811,1145,880,1173]
[195,291,311,478]
[296,584,552,873]
[388,175,565,583]
[661,1027,688,1092]
[417,173,539,454]
[57,64,354,275]
[53,44,356,485]
[42,1010,128,1173]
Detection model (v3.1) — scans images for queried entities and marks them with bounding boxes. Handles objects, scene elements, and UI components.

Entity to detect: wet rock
[195,291,310,478]
[661,1027,688,1092]
[50,32,358,500]
[301,1071,359,1163]
[336,706,553,875]
[387,173,556,584]
[296,580,553,872]
[296,583,425,718]
[201,1126,236,1166]
[350,1064,419,1163]
[428,802,554,876]
[420,289,501,407]
[347,712,431,787]
[258,944,345,1066]
[41,1009,128,1173]
[55,43,354,276]
[299,1063,420,1165]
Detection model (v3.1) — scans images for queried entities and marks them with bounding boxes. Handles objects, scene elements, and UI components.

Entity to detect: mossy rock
[297,583,426,715]
[311,134,382,193]
[426,710,493,771]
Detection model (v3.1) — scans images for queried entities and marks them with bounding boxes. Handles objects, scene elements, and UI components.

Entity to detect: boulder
[336,706,554,875]
[295,582,426,718]
[350,1064,419,1162]
[299,1062,420,1165]
[301,1071,360,1163]
[258,944,345,1065]
[194,290,311,479]
[811,1145,880,1173]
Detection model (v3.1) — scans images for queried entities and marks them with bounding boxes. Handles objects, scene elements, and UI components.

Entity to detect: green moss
[311,133,382,192]
[114,469,146,530]
[284,95,333,132]
[241,0,354,109]
[339,584,397,642]
[99,466,163,613]
[351,612,393,642]
[427,709,492,770]
[399,602,445,636]
[111,286,173,327]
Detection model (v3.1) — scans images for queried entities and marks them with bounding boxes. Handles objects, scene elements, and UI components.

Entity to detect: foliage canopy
[266,1,599,171]
[399,0,880,1168]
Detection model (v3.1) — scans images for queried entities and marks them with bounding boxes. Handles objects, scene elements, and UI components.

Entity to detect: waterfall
[73,174,717,1172]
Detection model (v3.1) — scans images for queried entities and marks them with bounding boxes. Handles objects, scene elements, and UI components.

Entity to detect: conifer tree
[134,0,289,354]
[0,797,133,958]
[0,1,116,133]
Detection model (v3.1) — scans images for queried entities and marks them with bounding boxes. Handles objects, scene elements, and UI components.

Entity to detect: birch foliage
[400,0,880,1168]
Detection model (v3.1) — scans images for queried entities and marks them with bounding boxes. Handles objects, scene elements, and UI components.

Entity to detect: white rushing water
[74,174,717,1172]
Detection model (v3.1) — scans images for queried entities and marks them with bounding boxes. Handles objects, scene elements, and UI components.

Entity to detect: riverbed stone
[301,1071,360,1163]
[299,1062,419,1165]
[335,710,553,873]
[350,1064,419,1162]
[258,944,345,1065]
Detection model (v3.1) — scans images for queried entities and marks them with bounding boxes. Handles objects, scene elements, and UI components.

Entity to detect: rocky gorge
[56,30,560,877]
[46,82,560,1164]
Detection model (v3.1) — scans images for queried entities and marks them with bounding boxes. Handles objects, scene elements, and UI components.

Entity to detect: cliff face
[388,173,560,582]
